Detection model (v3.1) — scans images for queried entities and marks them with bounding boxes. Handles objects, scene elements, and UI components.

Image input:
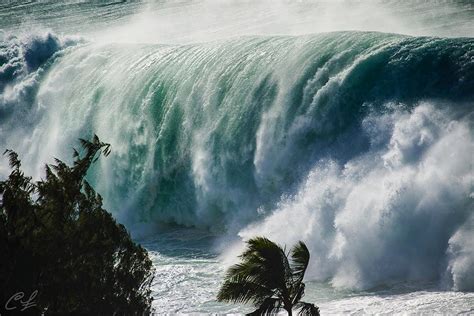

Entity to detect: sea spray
[238,103,473,290]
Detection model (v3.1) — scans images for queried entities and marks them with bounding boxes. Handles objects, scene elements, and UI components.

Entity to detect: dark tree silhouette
[0,136,154,315]
[217,237,320,316]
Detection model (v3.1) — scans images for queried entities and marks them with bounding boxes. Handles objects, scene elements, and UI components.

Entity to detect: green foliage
[0,135,154,315]
[217,237,319,316]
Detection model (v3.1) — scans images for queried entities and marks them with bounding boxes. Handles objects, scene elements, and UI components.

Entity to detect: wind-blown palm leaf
[217,273,273,305]
[247,297,282,316]
[295,302,320,316]
[290,241,310,285]
[226,259,282,294]
[217,237,319,316]
[240,237,292,291]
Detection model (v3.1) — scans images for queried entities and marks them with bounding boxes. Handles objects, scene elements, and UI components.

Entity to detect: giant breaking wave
[1,31,473,291]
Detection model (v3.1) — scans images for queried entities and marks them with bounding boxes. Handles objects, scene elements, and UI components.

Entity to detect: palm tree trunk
[285,306,292,316]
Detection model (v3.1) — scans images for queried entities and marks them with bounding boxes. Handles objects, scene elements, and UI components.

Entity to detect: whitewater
[1,0,473,314]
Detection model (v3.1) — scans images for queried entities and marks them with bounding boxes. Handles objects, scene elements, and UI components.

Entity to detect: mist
[93,0,474,44]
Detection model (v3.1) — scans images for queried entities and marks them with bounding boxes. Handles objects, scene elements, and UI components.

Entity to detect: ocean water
[1,1,473,314]
[140,228,474,314]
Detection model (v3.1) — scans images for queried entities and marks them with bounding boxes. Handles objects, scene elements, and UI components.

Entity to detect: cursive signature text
[4,290,37,312]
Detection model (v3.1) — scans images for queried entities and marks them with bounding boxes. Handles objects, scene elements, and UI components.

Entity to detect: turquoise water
[1,1,474,313]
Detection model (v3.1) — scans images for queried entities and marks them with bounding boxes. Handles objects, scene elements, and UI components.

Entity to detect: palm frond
[290,241,310,284]
[240,237,292,292]
[247,297,283,316]
[218,237,319,315]
[225,260,278,292]
[217,275,272,305]
[295,301,320,316]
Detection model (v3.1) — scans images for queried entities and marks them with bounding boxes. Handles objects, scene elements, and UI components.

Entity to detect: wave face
[1,31,473,291]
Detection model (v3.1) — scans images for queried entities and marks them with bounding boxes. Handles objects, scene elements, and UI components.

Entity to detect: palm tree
[217,237,320,316]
